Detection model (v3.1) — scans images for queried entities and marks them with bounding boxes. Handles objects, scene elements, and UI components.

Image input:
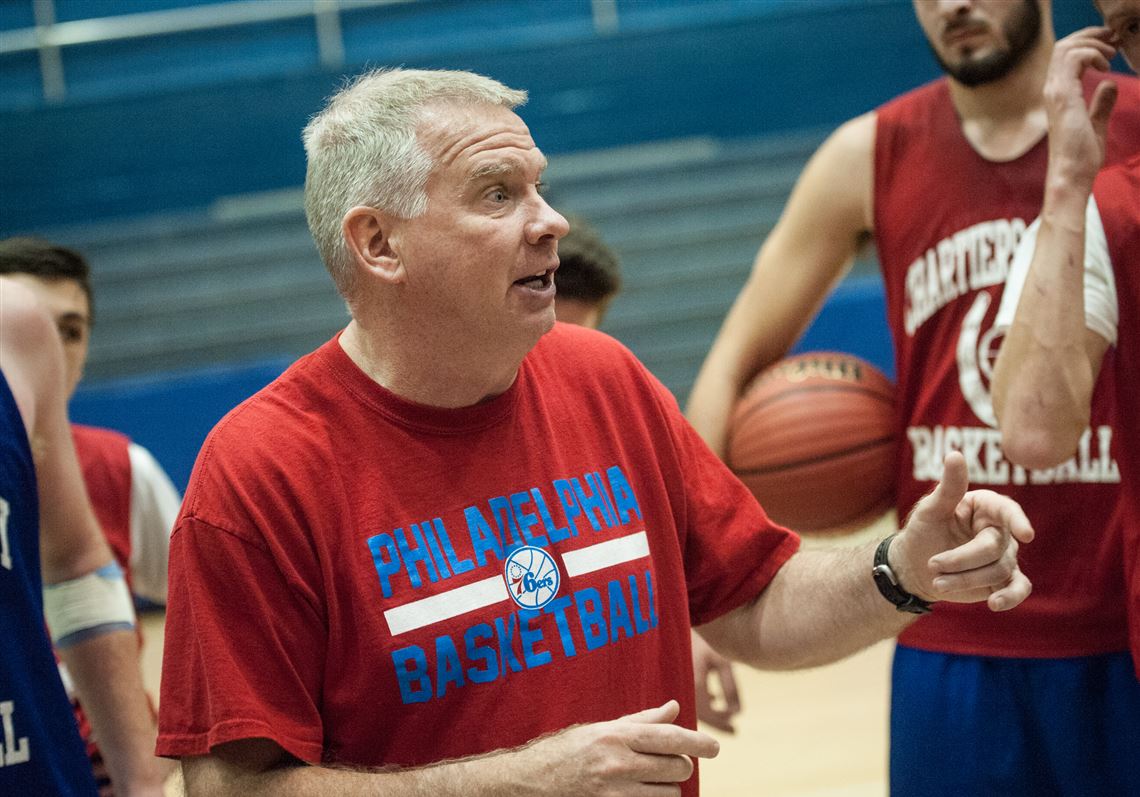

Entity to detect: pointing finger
[917,452,968,519]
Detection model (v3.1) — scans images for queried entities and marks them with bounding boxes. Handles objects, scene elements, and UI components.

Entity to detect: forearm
[60,629,169,795]
[687,115,872,457]
[685,314,764,458]
[185,699,718,797]
[992,180,1097,468]
[700,543,911,671]
[186,753,527,797]
[185,735,572,797]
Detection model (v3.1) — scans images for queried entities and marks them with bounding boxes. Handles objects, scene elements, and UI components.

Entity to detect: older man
[157,68,1032,795]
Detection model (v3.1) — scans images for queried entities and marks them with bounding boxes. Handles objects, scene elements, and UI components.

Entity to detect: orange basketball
[726,352,896,533]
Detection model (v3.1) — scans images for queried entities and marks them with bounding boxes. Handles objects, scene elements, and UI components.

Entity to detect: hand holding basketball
[522,699,719,795]
[891,452,1035,612]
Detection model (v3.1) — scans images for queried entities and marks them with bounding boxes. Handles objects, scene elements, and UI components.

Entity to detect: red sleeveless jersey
[874,74,1140,657]
[1093,157,1140,672]
[71,423,133,578]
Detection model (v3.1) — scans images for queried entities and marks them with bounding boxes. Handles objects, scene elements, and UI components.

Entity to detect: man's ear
[342,206,405,284]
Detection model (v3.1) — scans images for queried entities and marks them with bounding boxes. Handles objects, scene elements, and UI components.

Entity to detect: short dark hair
[555,215,622,305]
[0,237,94,322]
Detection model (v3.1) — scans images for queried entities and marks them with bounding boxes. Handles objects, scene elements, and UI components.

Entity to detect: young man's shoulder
[876,77,949,117]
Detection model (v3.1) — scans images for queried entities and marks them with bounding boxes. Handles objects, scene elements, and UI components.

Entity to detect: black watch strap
[872,534,933,615]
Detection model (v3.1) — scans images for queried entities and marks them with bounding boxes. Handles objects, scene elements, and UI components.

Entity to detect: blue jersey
[0,372,97,795]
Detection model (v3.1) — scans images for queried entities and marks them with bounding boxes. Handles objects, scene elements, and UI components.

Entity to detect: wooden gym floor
[142,514,896,796]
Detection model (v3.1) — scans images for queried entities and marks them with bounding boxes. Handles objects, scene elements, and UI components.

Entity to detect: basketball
[726,352,896,533]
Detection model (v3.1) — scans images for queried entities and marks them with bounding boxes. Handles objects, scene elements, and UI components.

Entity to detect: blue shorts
[890,646,1140,796]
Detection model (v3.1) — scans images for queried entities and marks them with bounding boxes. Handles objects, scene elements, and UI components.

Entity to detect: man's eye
[488,189,507,202]
[59,325,84,343]
[535,181,548,195]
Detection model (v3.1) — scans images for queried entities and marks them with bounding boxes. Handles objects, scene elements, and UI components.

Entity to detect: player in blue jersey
[0,278,168,795]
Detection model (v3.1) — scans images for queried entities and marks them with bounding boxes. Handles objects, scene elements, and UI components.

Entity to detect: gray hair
[302,68,527,298]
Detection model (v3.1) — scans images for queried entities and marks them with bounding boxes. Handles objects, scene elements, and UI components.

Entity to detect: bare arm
[992,28,1118,469]
[686,113,875,456]
[1,279,168,796]
[698,453,1034,670]
[182,701,719,797]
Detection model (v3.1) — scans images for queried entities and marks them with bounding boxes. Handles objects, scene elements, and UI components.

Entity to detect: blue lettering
[542,596,577,658]
[571,478,607,532]
[629,573,652,634]
[465,505,504,567]
[366,533,400,598]
[553,479,583,536]
[608,579,635,642]
[414,521,451,580]
[392,646,431,704]
[489,496,524,547]
[494,614,525,677]
[646,570,659,629]
[532,487,572,543]
[575,587,608,650]
[588,472,619,526]
[511,491,549,547]
[394,525,439,588]
[519,610,552,669]
[607,466,643,523]
[435,635,465,698]
[435,518,474,576]
[464,623,499,684]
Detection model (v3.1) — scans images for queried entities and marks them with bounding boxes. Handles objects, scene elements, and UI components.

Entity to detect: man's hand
[690,631,741,734]
[1044,27,1119,193]
[525,700,719,795]
[891,452,1034,612]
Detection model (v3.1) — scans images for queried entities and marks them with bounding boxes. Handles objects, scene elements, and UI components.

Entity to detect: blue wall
[4,1,944,234]
[1,0,1110,235]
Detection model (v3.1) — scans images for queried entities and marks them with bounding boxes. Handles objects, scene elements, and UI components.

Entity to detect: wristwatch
[872,534,933,615]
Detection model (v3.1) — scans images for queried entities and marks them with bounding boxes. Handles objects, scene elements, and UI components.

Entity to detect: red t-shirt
[874,73,1140,657]
[157,324,797,793]
[1092,156,1140,673]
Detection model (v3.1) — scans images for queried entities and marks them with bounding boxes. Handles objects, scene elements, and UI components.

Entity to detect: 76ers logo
[504,546,560,610]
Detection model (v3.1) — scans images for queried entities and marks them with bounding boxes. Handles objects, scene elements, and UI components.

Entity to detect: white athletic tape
[43,561,136,648]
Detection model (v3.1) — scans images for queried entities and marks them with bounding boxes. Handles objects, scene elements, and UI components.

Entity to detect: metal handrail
[0,0,411,55]
[1,0,620,105]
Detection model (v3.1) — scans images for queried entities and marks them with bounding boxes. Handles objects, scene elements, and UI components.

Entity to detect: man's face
[914,0,1043,86]
[389,102,568,355]
[5,274,90,397]
[1099,0,1140,70]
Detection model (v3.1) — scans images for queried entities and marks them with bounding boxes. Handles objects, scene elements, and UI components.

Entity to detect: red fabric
[1093,157,1140,676]
[71,424,133,578]
[873,73,1140,657]
[157,324,797,794]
